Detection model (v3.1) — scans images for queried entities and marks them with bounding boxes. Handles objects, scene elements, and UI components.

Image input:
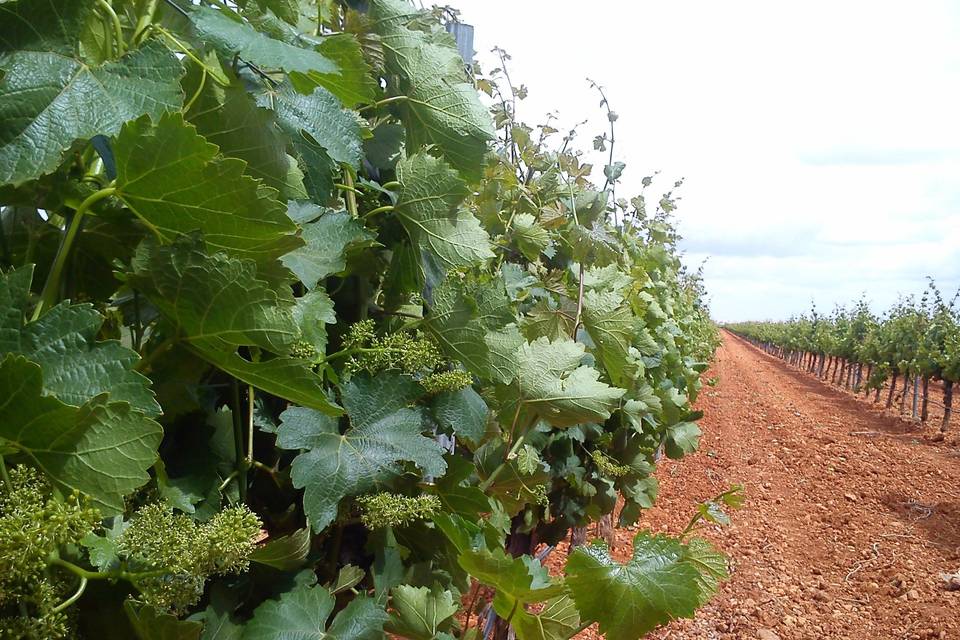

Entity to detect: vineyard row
[726,285,959,434]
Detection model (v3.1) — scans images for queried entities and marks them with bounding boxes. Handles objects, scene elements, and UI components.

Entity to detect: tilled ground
[567,331,960,640]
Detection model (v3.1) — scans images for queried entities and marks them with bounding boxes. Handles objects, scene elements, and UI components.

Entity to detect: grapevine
[727,281,960,432]
[0,1,723,638]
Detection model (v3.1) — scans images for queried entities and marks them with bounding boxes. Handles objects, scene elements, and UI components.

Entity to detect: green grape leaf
[250,528,311,571]
[582,289,636,386]
[565,532,723,640]
[664,422,701,459]
[81,517,124,571]
[290,33,378,108]
[198,599,243,640]
[186,69,303,200]
[457,547,564,606]
[520,298,577,340]
[515,444,543,475]
[125,601,202,640]
[510,213,551,262]
[520,298,578,342]
[385,585,457,640]
[266,81,362,168]
[622,384,663,429]
[128,236,341,415]
[130,237,298,353]
[329,564,366,595]
[293,289,337,354]
[257,0,301,24]
[244,583,388,640]
[425,274,515,383]
[370,0,495,180]
[568,223,619,267]
[582,264,632,294]
[190,5,338,76]
[0,355,162,515]
[0,0,183,185]
[291,136,338,203]
[496,337,625,428]
[243,583,334,639]
[510,595,581,640]
[430,386,489,447]
[363,122,405,171]
[686,537,729,605]
[476,452,550,516]
[0,265,159,415]
[277,372,445,531]
[113,113,300,266]
[395,153,494,268]
[282,210,376,289]
[433,455,488,518]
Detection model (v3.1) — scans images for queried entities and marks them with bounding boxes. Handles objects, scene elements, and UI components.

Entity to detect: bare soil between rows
[566,331,960,640]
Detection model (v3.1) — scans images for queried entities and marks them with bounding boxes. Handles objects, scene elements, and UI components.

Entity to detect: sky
[449,0,960,322]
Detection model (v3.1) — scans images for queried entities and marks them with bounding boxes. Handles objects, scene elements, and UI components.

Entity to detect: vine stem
[231,379,248,502]
[461,581,482,637]
[135,335,178,372]
[572,263,585,337]
[96,0,125,55]
[131,0,159,45]
[49,558,168,582]
[334,182,362,195]
[357,95,408,113]
[154,26,230,87]
[218,470,239,493]
[34,186,116,320]
[183,67,208,113]
[342,167,358,217]
[246,385,255,468]
[51,577,87,613]
[362,205,394,220]
[479,432,528,492]
[0,454,10,492]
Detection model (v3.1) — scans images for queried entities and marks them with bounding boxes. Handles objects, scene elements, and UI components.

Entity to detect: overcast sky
[450,0,960,322]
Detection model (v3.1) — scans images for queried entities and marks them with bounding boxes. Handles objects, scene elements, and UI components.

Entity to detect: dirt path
[635,331,960,640]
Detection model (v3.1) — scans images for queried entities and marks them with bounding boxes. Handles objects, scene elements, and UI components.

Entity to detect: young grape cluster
[356,493,441,529]
[344,320,444,376]
[117,502,262,611]
[590,450,632,478]
[420,369,473,395]
[0,466,100,639]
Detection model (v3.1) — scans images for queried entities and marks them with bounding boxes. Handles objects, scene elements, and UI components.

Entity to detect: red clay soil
[564,330,960,640]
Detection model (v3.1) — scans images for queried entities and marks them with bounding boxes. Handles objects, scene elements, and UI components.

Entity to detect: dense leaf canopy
[0,1,721,638]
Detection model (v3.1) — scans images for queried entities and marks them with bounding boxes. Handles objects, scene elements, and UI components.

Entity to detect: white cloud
[452,0,960,321]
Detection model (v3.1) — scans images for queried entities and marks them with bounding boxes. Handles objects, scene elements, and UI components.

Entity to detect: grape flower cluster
[590,450,632,479]
[0,466,100,639]
[343,320,443,376]
[356,492,441,529]
[117,502,262,611]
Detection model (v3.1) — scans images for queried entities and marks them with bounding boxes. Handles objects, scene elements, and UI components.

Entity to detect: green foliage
[0,354,162,513]
[565,533,726,640]
[277,371,446,530]
[0,0,721,638]
[0,2,183,185]
[385,584,457,640]
[244,582,388,640]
